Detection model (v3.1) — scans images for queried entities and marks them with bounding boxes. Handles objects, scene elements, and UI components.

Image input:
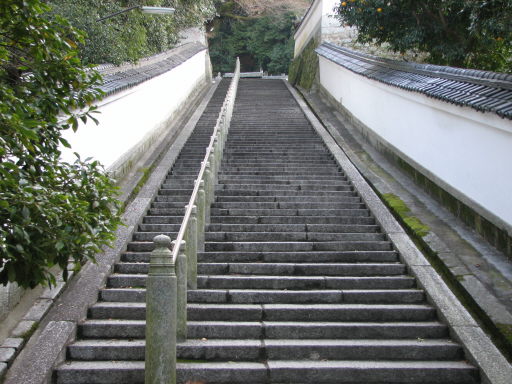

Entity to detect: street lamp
[97,6,175,22]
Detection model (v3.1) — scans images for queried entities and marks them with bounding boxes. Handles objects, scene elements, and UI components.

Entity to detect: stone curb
[2,81,221,384]
[0,272,71,378]
[285,81,512,384]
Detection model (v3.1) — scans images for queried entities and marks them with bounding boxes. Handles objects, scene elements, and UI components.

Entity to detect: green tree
[334,0,512,72]
[48,0,216,65]
[208,11,296,74]
[0,0,121,288]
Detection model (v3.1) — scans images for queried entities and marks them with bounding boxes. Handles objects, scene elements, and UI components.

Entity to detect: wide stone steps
[67,338,462,361]
[77,319,450,340]
[87,302,437,322]
[56,360,477,384]
[100,288,424,304]
[114,262,404,276]
[107,274,417,290]
[54,78,479,383]
[123,250,399,263]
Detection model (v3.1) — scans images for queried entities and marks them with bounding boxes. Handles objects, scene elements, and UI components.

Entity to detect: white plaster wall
[61,49,209,170]
[294,0,345,57]
[319,57,512,228]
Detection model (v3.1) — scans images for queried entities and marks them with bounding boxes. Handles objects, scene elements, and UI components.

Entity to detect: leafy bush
[208,11,296,74]
[48,0,216,65]
[0,0,121,288]
[334,0,512,72]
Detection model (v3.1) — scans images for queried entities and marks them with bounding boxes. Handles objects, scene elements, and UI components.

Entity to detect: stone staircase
[55,79,479,383]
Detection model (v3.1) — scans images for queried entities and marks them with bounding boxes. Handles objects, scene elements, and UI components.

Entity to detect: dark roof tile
[97,42,206,97]
[316,43,512,119]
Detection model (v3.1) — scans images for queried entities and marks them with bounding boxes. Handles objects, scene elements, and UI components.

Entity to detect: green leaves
[209,11,296,74]
[0,0,121,288]
[334,0,511,72]
[47,0,216,65]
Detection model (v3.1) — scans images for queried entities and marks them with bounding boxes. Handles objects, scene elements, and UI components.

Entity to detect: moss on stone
[403,217,430,238]
[496,323,512,345]
[288,38,319,90]
[21,321,39,342]
[382,193,430,238]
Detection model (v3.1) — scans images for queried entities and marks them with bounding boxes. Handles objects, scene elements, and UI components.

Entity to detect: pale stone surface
[2,338,24,350]
[23,299,53,322]
[451,325,512,384]
[4,321,75,384]
[11,321,36,338]
[0,347,15,363]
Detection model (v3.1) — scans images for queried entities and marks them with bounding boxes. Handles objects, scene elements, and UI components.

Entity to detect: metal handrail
[171,57,240,265]
[145,58,240,384]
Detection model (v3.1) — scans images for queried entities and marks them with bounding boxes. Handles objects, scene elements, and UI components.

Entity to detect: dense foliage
[49,0,216,65]
[334,0,512,72]
[0,0,122,288]
[208,2,296,74]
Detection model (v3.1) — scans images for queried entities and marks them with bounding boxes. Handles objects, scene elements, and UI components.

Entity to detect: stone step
[209,208,369,217]
[206,232,385,242]
[121,250,398,263]
[142,215,184,224]
[197,262,404,276]
[198,275,416,290]
[213,195,360,203]
[100,288,424,304]
[218,170,343,176]
[204,241,393,252]
[217,176,349,183]
[215,189,357,197]
[217,184,353,192]
[78,319,450,340]
[55,360,478,384]
[206,223,378,232]
[209,215,376,225]
[115,261,404,276]
[137,223,377,233]
[210,202,363,210]
[88,302,436,322]
[107,274,416,290]
[67,338,462,362]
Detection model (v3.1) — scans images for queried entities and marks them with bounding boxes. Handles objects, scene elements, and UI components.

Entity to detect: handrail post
[214,135,221,174]
[204,162,212,224]
[197,180,206,252]
[186,205,198,289]
[208,152,216,192]
[145,235,176,384]
[174,240,188,341]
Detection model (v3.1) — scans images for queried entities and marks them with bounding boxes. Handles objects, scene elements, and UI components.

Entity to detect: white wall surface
[319,57,512,228]
[61,49,209,171]
[294,0,322,57]
[294,0,342,57]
